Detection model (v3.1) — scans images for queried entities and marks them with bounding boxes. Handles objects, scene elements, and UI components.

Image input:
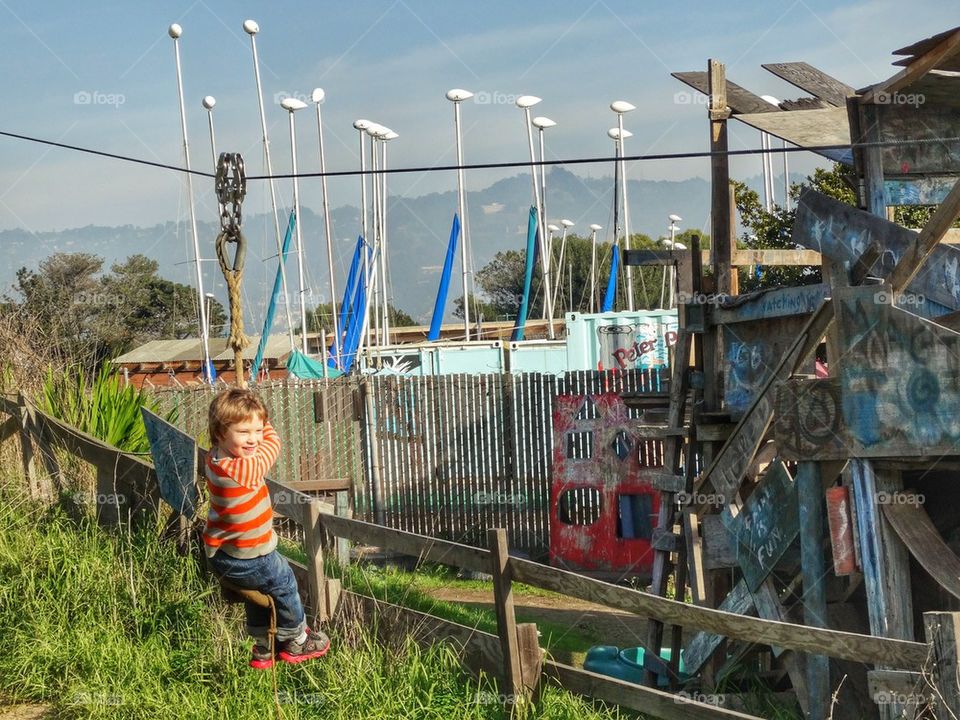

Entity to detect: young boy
[204,388,330,669]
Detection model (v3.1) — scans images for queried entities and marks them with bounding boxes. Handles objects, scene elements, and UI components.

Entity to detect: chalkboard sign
[721,460,800,591]
[142,408,199,518]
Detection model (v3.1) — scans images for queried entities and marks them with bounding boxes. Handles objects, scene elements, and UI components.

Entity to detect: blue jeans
[208,550,307,643]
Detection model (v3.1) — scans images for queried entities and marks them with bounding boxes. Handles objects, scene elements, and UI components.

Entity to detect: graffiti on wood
[723,316,816,419]
[775,287,960,459]
[793,189,960,311]
[721,460,800,592]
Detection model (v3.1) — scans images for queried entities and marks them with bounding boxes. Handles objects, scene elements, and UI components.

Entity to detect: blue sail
[339,249,370,372]
[427,214,460,341]
[511,206,539,342]
[601,244,620,312]
[250,210,296,383]
[330,236,365,368]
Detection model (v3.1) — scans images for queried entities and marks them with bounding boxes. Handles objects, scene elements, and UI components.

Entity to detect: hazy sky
[0,1,951,240]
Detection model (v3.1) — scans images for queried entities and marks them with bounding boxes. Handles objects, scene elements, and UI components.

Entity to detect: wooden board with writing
[775,287,960,460]
[793,189,960,312]
[721,460,800,592]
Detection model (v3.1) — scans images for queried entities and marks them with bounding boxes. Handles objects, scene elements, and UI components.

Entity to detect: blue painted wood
[849,460,888,638]
[884,176,959,206]
[142,408,199,518]
[797,461,829,720]
[793,189,960,313]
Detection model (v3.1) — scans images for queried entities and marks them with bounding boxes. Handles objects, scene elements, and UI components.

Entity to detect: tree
[12,252,104,363]
[306,301,415,335]
[98,254,227,353]
[8,251,227,367]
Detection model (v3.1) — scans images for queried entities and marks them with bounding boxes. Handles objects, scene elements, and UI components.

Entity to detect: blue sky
[0,1,951,238]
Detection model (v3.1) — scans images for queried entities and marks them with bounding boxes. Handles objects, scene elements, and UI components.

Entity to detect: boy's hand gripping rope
[215,153,250,385]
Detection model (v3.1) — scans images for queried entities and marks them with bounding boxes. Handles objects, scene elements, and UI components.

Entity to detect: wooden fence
[4,393,957,720]
[155,369,666,559]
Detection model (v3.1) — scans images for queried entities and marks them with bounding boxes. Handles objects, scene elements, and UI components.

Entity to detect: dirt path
[0,706,50,720]
[424,587,652,664]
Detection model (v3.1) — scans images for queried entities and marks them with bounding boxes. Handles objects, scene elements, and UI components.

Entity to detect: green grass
[0,482,637,720]
[274,538,603,662]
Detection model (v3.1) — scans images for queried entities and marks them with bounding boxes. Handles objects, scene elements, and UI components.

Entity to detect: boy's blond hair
[208,388,269,446]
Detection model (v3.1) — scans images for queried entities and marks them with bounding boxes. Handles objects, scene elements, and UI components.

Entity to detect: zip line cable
[1,127,959,180]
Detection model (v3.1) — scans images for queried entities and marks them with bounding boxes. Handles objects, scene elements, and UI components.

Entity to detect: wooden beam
[882,501,960,602]
[508,556,927,668]
[861,27,960,103]
[797,461,830,720]
[320,512,490,575]
[888,176,960,292]
[924,612,960,719]
[709,59,733,296]
[544,662,765,720]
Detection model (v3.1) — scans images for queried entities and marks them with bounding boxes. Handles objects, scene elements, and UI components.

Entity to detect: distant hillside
[0,169,798,327]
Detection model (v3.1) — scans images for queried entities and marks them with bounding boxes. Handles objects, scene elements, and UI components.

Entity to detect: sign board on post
[721,460,800,592]
[142,407,199,518]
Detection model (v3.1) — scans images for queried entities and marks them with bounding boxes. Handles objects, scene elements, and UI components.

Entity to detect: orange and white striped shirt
[203,422,281,559]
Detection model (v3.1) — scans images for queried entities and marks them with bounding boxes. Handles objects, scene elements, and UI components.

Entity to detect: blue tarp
[286,349,343,379]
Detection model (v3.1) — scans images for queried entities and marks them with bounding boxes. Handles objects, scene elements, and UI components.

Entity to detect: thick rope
[215,229,250,385]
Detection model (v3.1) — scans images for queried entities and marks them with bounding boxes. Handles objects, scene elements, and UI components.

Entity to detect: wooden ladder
[639,244,706,688]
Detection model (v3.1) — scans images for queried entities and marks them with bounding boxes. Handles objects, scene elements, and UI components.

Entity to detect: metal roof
[112,335,293,365]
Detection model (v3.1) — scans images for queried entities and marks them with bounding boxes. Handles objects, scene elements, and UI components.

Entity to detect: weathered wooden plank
[850,460,914,646]
[683,579,755,674]
[884,176,960,206]
[888,176,960,292]
[866,669,925,697]
[883,501,960,602]
[320,511,490,574]
[489,528,522,705]
[722,315,816,420]
[544,662,764,720]
[797,461,829,720]
[712,284,829,325]
[776,299,960,460]
[761,62,854,107]
[508,556,927,668]
[701,514,737,570]
[671,71,780,115]
[861,27,960,102]
[731,108,852,164]
[684,510,707,606]
[794,188,960,311]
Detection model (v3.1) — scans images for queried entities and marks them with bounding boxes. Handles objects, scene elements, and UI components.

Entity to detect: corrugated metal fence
[155,368,664,559]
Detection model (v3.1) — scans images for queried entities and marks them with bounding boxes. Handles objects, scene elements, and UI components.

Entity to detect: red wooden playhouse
[549,393,661,579]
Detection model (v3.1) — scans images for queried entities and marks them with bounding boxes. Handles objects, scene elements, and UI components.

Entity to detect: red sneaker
[250,642,275,670]
[278,629,330,664]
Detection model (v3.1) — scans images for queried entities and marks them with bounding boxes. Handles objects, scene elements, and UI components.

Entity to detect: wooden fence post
[304,499,329,622]
[924,612,960,719]
[488,528,524,709]
[16,394,40,500]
